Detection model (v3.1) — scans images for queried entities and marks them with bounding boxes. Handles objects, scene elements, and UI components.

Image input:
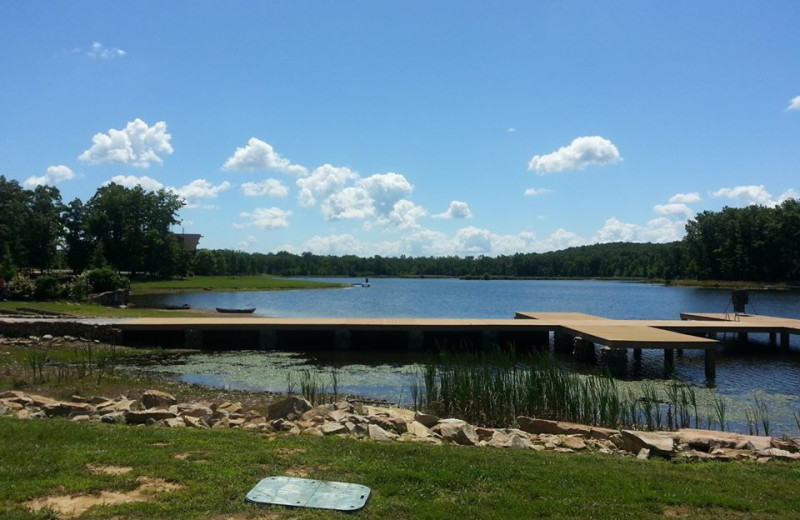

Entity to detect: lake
[128,278,800,435]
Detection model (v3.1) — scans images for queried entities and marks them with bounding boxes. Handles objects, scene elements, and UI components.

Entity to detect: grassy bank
[3,417,800,520]
[129,275,345,295]
[0,300,217,318]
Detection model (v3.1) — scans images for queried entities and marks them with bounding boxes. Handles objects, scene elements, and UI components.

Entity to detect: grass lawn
[2,418,800,520]
[129,275,345,295]
[0,300,219,318]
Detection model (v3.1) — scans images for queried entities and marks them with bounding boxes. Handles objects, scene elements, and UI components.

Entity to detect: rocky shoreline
[2,389,799,463]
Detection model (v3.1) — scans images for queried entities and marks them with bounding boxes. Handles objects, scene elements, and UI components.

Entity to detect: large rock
[755,448,800,462]
[125,409,177,425]
[368,424,398,442]
[433,419,479,446]
[677,429,772,452]
[141,390,177,409]
[619,430,675,457]
[42,402,96,417]
[321,422,348,436]
[517,417,618,440]
[413,411,440,428]
[266,396,312,421]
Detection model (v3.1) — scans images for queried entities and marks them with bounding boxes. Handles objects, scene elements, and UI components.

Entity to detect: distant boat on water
[216,307,256,314]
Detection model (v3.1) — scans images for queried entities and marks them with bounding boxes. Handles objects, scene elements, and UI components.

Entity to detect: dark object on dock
[731,290,749,314]
[164,304,191,310]
[216,307,256,314]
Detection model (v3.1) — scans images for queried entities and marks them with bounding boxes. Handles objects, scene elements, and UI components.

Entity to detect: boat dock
[110,311,800,381]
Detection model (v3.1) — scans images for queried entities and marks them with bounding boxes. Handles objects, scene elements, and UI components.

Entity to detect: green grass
[0,300,215,318]
[129,275,345,295]
[1,418,799,519]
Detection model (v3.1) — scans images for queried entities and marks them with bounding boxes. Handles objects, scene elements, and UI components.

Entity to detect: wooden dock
[103,311,800,381]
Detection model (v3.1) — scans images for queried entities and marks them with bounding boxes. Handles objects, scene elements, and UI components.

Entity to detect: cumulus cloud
[296,164,359,207]
[321,187,375,220]
[173,179,231,207]
[86,42,126,59]
[669,192,702,204]
[377,200,427,230]
[241,179,289,198]
[237,235,258,250]
[360,172,413,213]
[234,207,292,229]
[223,138,307,175]
[528,136,621,174]
[711,185,773,205]
[592,217,684,244]
[524,188,551,197]
[105,174,165,191]
[434,200,473,219]
[23,165,76,188]
[653,203,693,218]
[79,119,173,168]
[303,234,367,256]
[788,96,800,111]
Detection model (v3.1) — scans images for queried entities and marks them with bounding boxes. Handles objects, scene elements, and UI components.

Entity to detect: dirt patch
[284,467,312,477]
[274,448,306,456]
[663,506,762,519]
[175,451,210,462]
[25,476,183,519]
[86,464,133,476]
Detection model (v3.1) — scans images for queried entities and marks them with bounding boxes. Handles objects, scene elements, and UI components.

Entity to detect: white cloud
[23,165,76,188]
[711,185,773,205]
[105,174,165,191]
[434,201,473,219]
[87,42,126,59]
[241,179,289,198]
[528,136,621,174]
[79,119,173,168]
[669,192,702,204]
[173,179,231,207]
[653,203,693,218]
[234,207,292,229]
[778,189,799,203]
[507,128,516,133]
[321,187,375,220]
[237,235,258,250]
[360,172,413,213]
[297,164,359,207]
[223,138,307,175]
[304,234,367,256]
[524,188,551,197]
[377,200,427,230]
[787,96,800,111]
[592,216,684,244]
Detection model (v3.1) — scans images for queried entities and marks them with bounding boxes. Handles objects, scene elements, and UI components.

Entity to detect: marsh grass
[416,348,736,432]
[291,368,341,405]
[19,341,120,386]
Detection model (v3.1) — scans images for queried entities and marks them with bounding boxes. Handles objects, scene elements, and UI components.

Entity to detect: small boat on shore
[216,307,256,314]
[164,304,191,310]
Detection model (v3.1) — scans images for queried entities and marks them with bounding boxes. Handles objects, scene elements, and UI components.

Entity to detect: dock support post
[704,348,716,380]
[184,329,202,349]
[676,348,684,357]
[780,332,790,349]
[572,337,595,362]
[334,329,351,350]
[737,332,748,343]
[633,348,642,361]
[664,348,675,375]
[554,331,573,353]
[769,332,777,345]
[481,330,497,350]
[258,329,277,349]
[408,330,424,351]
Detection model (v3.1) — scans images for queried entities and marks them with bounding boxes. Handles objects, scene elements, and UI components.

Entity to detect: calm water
[129,279,800,435]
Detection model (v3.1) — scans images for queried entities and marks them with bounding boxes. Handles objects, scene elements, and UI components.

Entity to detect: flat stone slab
[246,476,370,511]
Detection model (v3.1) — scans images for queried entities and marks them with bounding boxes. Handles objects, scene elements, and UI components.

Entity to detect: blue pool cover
[246,476,371,511]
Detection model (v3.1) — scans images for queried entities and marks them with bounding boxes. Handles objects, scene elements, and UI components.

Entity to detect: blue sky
[2,1,799,256]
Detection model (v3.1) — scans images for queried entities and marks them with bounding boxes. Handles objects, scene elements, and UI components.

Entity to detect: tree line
[1,174,798,284]
[1,176,189,280]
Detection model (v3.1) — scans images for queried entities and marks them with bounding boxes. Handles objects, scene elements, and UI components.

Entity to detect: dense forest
[1,175,799,284]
